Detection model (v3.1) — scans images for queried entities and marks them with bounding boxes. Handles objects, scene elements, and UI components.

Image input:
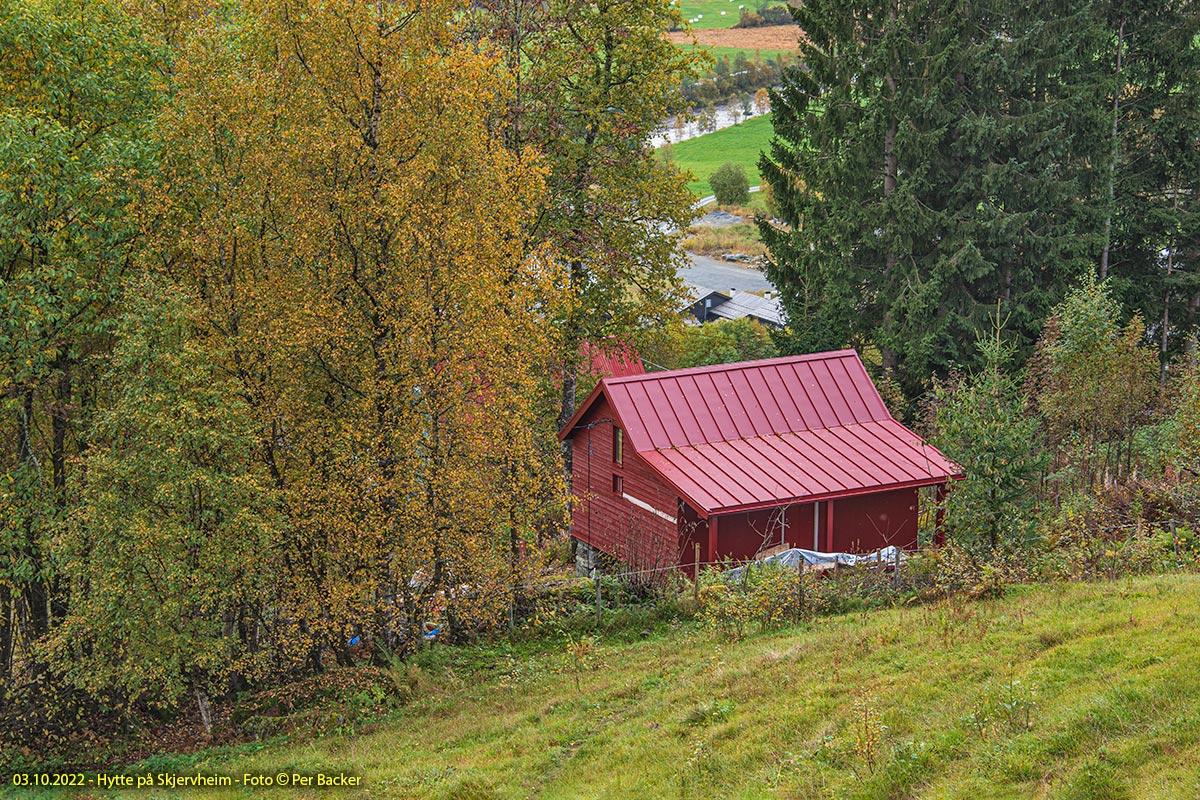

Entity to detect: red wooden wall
[568,394,679,571]
[830,488,919,552]
[678,489,918,571]
[707,503,821,562]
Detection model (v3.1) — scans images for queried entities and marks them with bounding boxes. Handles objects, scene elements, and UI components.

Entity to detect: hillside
[27,574,1200,799]
[666,113,774,194]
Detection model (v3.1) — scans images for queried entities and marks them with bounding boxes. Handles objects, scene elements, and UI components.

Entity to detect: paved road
[681,252,775,293]
[679,189,777,293]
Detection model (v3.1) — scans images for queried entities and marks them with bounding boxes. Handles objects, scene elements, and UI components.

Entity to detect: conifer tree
[933,314,1045,554]
[761,0,1110,397]
[1098,0,1200,369]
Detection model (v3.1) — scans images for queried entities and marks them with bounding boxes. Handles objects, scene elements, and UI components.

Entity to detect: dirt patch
[667,24,802,52]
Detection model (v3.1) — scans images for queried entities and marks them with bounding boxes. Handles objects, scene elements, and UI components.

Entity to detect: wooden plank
[825,499,835,552]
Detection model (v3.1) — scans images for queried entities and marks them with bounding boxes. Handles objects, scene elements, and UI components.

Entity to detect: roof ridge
[601,349,861,387]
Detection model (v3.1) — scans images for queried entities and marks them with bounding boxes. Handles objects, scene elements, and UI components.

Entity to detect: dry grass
[681,223,768,259]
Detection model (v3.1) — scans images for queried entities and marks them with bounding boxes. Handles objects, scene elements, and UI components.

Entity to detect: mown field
[674,42,793,62]
[19,574,1200,799]
[671,0,800,63]
[665,113,774,194]
[678,0,746,29]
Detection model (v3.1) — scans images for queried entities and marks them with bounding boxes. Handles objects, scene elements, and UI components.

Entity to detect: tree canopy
[0,0,698,734]
[760,0,1199,398]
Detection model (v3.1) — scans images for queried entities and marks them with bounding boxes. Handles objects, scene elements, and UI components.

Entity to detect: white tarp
[725,546,906,580]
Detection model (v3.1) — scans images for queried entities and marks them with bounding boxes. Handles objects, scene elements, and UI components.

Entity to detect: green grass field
[676,43,793,62]
[678,0,746,29]
[26,574,1200,799]
[664,113,774,195]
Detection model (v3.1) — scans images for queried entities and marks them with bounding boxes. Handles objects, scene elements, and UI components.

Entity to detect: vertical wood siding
[568,394,680,572]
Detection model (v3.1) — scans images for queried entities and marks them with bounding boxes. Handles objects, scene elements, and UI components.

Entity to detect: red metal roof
[582,339,645,379]
[560,350,961,516]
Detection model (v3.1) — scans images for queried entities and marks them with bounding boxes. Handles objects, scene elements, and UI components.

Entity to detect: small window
[612,427,623,464]
[612,474,623,494]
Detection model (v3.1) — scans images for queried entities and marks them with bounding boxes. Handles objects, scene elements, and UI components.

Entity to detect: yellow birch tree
[141,0,569,668]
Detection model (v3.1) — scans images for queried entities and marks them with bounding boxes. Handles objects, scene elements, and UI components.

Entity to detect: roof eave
[557,379,610,441]
[695,474,962,517]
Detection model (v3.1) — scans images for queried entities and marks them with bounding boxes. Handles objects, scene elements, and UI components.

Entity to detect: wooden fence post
[595,570,602,628]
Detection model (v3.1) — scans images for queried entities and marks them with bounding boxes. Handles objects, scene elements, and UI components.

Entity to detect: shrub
[734,10,765,27]
[1034,515,1184,582]
[698,583,752,640]
[709,161,750,206]
[1032,276,1160,495]
[638,519,1194,647]
[698,564,810,640]
[746,564,806,630]
[734,4,794,28]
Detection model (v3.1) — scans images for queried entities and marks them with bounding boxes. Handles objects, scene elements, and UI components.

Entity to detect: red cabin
[558,350,962,575]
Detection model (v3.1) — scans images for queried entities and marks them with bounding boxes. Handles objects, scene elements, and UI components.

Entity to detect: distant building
[682,282,785,327]
[559,350,962,575]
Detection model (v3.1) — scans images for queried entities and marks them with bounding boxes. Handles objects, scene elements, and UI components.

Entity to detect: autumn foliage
[0,0,701,743]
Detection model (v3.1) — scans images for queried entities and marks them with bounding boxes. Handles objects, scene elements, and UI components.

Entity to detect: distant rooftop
[680,283,785,327]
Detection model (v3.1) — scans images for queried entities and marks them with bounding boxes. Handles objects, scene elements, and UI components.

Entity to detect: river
[651,103,768,148]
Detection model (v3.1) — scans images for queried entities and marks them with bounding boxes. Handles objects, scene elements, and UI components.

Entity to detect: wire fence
[509,559,727,593]
[502,517,1199,616]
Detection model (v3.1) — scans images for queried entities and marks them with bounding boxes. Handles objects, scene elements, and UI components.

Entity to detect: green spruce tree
[760,0,1110,398]
[1098,0,1200,370]
[933,312,1046,555]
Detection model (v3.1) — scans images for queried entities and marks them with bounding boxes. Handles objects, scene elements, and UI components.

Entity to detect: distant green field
[677,0,746,29]
[663,113,774,195]
[676,42,794,63]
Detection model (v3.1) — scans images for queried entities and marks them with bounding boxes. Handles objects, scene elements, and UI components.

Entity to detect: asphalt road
[681,252,775,293]
[692,185,762,210]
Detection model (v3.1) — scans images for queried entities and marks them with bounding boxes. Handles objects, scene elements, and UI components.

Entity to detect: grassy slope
[33,574,1200,799]
[666,113,774,195]
[679,0,745,29]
